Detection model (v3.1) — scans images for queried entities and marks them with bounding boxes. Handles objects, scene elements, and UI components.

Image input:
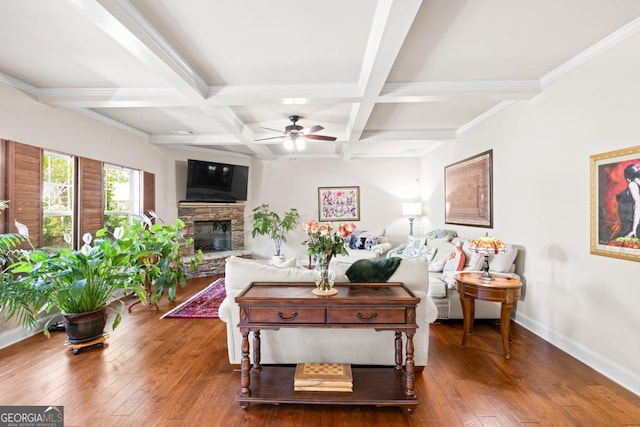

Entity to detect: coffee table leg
[239,328,251,408]
[500,302,514,359]
[394,331,403,371]
[253,330,262,370]
[404,331,415,400]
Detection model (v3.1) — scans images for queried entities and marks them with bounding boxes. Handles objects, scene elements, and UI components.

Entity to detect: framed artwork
[590,145,640,262]
[318,186,360,221]
[444,150,493,228]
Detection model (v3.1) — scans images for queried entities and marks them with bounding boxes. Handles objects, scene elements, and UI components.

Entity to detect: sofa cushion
[388,256,429,293]
[427,279,447,299]
[224,256,317,293]
[345,257,402,282]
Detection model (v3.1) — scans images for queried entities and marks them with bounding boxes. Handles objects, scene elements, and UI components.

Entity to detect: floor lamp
[401,202,422,236]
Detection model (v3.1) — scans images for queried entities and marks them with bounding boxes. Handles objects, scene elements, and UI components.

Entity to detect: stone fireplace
[178,202,251,276]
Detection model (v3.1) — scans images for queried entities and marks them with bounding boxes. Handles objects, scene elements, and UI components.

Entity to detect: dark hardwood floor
[1,275,638,426]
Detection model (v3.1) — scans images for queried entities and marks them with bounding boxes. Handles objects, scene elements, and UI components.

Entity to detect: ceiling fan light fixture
[283,138,294,151]
[295,137,306,151]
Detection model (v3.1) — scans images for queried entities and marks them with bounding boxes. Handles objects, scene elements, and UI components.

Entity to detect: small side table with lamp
[455,234,522,359]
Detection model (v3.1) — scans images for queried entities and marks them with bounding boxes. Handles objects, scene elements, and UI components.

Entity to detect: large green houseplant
[4,227,148,342]
[124,213,202,305]
[251,204,300,264]
[0,214,201,342]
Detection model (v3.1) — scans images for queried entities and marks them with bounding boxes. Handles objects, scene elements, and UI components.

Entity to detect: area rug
[160,278,226,319]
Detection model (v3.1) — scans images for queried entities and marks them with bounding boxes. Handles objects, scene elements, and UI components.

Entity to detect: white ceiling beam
[360,129,458,142]
[341,0,423,160]
[150,134,242,145]
[38,87,190,108]
[65,0,208,102]
[379,80,541,103]
[206,83,361,106]
[64,0,277,159]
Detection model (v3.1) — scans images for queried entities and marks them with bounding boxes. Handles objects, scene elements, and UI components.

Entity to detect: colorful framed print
[444,150,493,228]
[590,145,640,262]
[318,186,360,221]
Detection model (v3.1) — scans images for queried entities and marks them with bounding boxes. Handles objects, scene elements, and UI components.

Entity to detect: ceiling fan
[255,115,336,151]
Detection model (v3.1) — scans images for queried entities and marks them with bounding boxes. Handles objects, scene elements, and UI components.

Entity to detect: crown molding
[541,16,640,88]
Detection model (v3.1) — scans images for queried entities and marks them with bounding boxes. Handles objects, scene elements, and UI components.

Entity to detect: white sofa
[218,256,438,368]
[334,229,392,263]
[388,233,519,320]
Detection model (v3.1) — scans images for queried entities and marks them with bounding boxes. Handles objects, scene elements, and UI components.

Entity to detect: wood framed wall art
[590,145,640,262]
[318,186,360,221]
[444,150,493,228]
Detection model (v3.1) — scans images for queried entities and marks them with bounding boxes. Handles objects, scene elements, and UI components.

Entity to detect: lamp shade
[402,202,423,217]
[468,234,507,255]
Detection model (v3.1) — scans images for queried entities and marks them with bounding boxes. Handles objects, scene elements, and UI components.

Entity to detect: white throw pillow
[274,257,297,268]
[488,246,518,272]
[417,246,437,262]
[428,258,445,272]
[402,236,426,257]
[461,241,485,270]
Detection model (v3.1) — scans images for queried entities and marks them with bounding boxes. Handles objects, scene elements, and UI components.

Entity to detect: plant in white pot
[251,204,300,265]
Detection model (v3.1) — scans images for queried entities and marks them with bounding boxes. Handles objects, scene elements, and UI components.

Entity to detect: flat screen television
[186,159,249,202]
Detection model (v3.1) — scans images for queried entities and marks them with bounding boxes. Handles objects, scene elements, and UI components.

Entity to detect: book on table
[294,363,353,392]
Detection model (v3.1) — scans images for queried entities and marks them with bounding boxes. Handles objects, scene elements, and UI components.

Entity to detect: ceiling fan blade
[304,125,324,134]
[306,134,337,141]
[255,136,285,142]
[260,127,285,134]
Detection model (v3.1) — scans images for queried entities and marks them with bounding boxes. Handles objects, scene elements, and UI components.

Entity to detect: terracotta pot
[63,307,107,344]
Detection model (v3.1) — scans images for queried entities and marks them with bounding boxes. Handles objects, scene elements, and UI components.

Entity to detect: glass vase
[313,255,337,296]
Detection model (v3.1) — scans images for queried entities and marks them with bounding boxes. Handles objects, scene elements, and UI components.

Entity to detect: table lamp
[401,202,422,236]
[468,233,507,280]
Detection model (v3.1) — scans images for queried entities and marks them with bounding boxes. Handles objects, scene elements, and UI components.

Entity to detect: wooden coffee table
[234,282,420,412]
[454,272,522,359]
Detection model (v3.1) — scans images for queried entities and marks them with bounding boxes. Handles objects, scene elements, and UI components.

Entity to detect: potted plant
[251,204,300,265]
[3,228,148,342]
[0,214,201,343]
[124,213,202,306]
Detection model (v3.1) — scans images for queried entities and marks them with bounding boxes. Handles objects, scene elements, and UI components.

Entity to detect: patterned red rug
[160,278,226,319]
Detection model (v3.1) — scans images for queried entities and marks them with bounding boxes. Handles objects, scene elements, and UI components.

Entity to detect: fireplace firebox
[194,220,232,252]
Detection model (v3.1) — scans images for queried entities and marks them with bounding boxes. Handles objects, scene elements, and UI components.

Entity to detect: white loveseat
[218,256,438,368]
[388,233,519,320]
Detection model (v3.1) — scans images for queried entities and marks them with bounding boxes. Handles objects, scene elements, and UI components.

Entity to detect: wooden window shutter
[78,157,103,241]
[3,140,43,247]
[143,171,155,218]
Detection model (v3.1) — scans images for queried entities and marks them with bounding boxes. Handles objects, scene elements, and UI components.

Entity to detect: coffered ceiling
[1,1,639,160]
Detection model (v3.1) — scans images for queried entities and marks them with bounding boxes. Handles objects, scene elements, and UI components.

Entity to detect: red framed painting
[590,145,640,261]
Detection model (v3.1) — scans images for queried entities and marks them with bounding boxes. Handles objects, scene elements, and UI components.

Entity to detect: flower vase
[312,257,337,296]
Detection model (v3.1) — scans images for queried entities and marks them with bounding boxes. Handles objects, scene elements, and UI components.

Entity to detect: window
[104,164,142,229]
[43,152,75,248]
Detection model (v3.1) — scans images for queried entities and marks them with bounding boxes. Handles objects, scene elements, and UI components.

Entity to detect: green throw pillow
[345,257,402,282]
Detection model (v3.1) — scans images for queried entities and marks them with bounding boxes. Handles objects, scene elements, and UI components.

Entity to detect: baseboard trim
[514,312,640,396]
[0,324,44,350]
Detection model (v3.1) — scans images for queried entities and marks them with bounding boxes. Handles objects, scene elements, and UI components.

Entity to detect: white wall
[420,32,640,394]
[249,157,421,260]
